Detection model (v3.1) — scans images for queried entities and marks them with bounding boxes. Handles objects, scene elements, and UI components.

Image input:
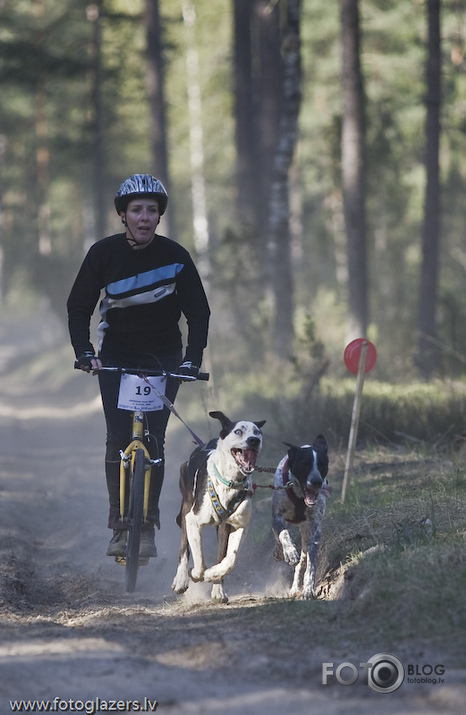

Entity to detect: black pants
[98,353,181,530]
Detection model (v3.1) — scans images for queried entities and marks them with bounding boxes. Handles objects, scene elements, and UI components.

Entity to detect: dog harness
[207,473,249,522]
[280,458,307,524]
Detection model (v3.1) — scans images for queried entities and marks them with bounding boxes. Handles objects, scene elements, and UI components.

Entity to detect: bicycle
[76,363,208,592]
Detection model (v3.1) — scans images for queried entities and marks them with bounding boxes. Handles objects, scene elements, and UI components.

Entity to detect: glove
[177,361,200,380]
[75,351,96,370]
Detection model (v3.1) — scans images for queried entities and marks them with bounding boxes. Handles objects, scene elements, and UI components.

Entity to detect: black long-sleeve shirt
[67,233,210,366]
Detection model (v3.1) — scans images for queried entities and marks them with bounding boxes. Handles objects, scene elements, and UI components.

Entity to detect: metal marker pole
[341,339,368,503]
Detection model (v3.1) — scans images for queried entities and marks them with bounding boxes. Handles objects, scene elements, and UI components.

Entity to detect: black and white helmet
[114,174,168,215]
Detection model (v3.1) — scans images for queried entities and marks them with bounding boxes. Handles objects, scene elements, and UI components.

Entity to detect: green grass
[178,364,466,658]
[240,412,466,658]
[274,446,466,652]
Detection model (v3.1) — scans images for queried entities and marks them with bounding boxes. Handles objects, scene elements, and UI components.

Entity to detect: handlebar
[74,363,209,381]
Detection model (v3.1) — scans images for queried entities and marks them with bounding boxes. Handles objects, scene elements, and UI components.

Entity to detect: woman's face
[122,197,160,248]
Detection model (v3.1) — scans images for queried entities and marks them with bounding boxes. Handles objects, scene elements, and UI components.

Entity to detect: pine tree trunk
[417,0,442,377]
[34,0,51,256]
[341,0,368,340]
[268,0,302,358]
[182,0,210,281]
[256,0,281,243]
[233,0,258,228]
[146,0,173,236]
[88,1,105,242]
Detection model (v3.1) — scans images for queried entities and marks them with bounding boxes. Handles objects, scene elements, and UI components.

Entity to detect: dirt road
[0,340,465,714]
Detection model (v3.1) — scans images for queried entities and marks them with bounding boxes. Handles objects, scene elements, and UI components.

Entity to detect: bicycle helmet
[114,174,168,215]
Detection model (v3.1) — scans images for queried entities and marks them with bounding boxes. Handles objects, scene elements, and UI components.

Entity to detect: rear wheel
[125,448,146,592]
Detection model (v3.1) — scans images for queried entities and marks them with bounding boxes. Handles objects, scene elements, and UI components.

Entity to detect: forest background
[2,0,466,407]
[2,6,466,709]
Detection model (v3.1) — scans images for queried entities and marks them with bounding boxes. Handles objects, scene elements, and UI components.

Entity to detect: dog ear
[312,434,328,453]
[285,444,300,466]
[254,420,266,429]
[209,411,234,438]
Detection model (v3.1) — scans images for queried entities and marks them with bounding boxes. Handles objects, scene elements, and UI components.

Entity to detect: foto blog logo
[322,653,405,693]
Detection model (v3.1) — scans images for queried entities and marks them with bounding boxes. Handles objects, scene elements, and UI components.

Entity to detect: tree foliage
[1,0,466,380]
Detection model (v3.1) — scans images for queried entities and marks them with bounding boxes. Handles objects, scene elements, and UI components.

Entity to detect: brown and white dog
[272,435,331,599]
[172,411,265,602]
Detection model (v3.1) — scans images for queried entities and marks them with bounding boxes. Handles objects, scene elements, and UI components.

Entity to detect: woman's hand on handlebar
[75,352,102,374]
[89,357,103,374]
[80,357,102,374]
[176,360,200,382]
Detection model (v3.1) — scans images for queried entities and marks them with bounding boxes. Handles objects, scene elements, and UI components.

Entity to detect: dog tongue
[304,490,318,506]
[242,449,258,470]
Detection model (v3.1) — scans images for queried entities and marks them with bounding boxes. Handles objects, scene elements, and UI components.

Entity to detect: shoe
[106,529,127,557]
[139,525,157,558]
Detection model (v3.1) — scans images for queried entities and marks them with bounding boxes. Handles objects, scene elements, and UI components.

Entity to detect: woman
[67,174,210,558]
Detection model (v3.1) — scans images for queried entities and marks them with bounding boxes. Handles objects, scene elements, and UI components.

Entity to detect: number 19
[135,385,151,396]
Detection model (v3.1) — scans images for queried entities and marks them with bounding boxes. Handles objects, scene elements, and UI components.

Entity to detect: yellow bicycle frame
[119,410,152,522]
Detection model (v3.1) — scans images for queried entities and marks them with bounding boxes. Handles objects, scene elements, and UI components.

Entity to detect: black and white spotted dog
[272,435,331,599]
[172,411,265,602]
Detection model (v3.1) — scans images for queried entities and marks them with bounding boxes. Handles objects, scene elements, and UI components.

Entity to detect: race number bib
[117,374,166,412]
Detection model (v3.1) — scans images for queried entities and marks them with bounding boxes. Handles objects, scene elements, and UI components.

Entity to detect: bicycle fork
[119,410,162,523]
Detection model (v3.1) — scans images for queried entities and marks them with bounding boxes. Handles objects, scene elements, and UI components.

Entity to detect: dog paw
[189,567,205,583]
[211,583,228,603]
[203,566,223,583]
[291,586,315,600]
[283,546,300,565]
[171,570,190,594]
[171,579,189,594]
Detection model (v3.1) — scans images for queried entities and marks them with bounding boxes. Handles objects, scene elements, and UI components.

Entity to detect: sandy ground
[0,325,465,714]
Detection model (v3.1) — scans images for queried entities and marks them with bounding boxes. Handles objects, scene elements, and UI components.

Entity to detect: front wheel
[125,448,146,592]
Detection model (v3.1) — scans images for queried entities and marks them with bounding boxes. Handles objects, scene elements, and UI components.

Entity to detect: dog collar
[213,462,248,489]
